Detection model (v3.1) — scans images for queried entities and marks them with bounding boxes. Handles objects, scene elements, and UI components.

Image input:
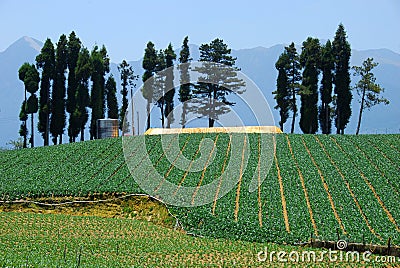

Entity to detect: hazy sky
[1,0,399,62]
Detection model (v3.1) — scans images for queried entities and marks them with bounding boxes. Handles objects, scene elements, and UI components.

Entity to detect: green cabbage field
[0,133,399,246]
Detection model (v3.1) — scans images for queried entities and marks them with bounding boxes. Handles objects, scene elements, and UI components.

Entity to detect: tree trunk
[181,103,187,128]
[31,113,34,148]
[209,91,215,128]
[325,103,329,134]
[146,100,151,130]
[290,91,296,134]
[160,100,165,128]
[80,127,85,141]
[131,88,135,135]
[23,89,27,148]
[356,87,366,135]
[336,107,341,134]
[209,118,215,127]
[45,110,50,146]
[59,134,62,145]
[279,120,284,133]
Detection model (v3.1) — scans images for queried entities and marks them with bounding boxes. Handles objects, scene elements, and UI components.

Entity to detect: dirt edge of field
[0,193,178,229]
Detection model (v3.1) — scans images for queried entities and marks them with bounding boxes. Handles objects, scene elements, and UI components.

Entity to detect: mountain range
[0,36,399,148]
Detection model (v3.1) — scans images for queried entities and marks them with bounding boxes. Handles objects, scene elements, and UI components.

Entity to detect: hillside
[1,133,399,247]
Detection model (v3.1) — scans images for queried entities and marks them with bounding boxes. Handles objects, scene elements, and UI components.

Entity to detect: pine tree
[66,31,81,142]
[178,36,192,128]
[319,40,334,134]
[89,45,110,139]
[141,42,158,130]
[164,43,176,128]
[118,60,138,134]
[332,24,352,134]
[105,75,118,119]
[72,47,92,141]
[273,52,290,132]
[285,43,302,133]
[191,38,245,127]
[36,38,55,146]
[299,37,320,134]
[352,58,389,135]
[50,34,68,145]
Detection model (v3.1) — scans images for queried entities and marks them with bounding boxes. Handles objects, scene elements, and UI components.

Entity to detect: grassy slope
[0,212,387,267]
[0,134,399,247]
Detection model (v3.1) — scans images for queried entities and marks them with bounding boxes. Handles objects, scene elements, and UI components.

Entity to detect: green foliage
[105,75,119,120]
[191,38,245,127]
[26,94,39,114]
[71,47,92,141]
[141,41,158,130]
[352,58,389,135]
[299,37,320,134]
[178,36,192,128]
[19,63,40,147]
[6,138,25,150]
[1,134,399,248]
[50,34,68,145]
[333,24,352,134]
[36,38,55,146]
[273,52,290,132]
[89,45,110,139]
[66,31,82,142]
[164,43,176,128]
[319,40,335,134]
[118,60,138,133]
[285,42,302,133]
[0,212,358,267]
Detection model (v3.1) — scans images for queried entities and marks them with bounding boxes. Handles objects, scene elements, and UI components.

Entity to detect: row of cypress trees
[273,24,352,134]
[18,32,119,147]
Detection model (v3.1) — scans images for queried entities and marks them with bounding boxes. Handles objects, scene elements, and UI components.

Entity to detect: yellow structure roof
[144,126,282,135]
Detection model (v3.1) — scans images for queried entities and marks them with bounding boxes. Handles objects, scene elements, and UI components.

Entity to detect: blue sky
[0,0,399,62]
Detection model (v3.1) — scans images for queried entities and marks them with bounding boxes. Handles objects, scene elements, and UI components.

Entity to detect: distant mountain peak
[22,36,42,52]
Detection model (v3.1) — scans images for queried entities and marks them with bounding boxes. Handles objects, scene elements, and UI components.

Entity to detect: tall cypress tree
[89,45,110,139]
[178,36,192,128]
[72,47,92,141]
[105,75,119,119]
[300,37,320,134]
[273,52,290,132]
[285,42,302,133]
[319,40,334,134]
[118,60,138,134]
[66,31,81,142]
[332,24,352,134]
[141,42,158,130]
[50,34,68,145]
[164,43,176,128]
[36,38,55,146]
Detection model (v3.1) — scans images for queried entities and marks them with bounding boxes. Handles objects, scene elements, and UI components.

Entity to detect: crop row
[0,133,399,246]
